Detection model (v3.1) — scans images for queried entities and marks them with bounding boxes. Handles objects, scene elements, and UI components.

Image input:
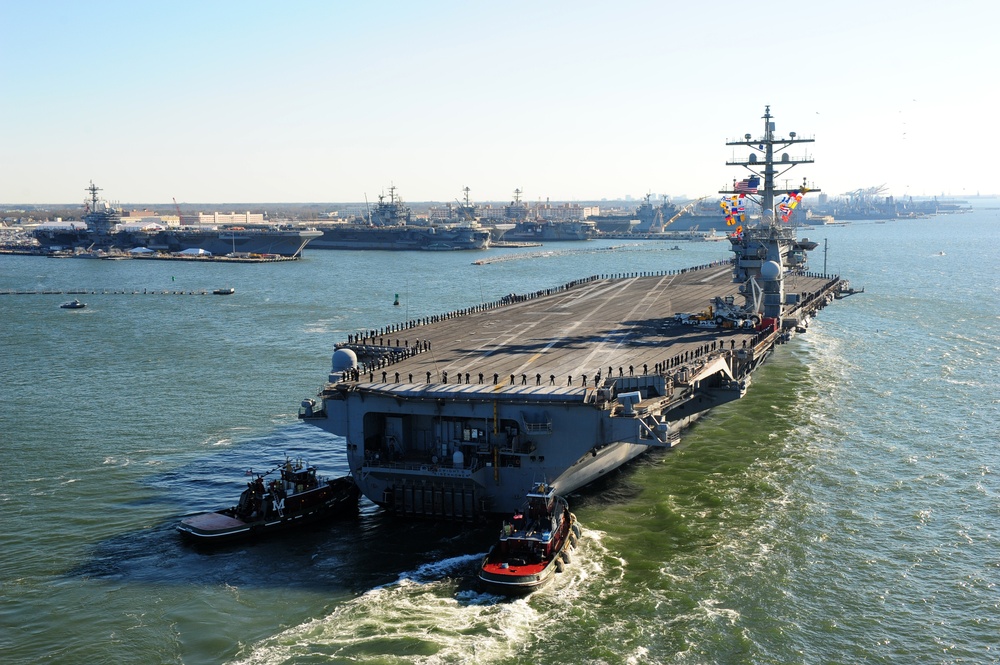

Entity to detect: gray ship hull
[300,107,847,520]
[301,265,835,519]
[309,224,490,251]
[142,227,322,256]
[33,226,322,257]
[502,220,595,241]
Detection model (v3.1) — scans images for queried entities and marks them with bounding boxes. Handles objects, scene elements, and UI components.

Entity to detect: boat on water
[176,459,360,543]
[473,188,595,242]
[589,193,683,234]
[32,183,321,258]
[501,218,595,242]
[656,199,736,232]
[309,187,491,251]
[694,229,729,241]
[310,222,491,251]
[478,483,580,595]
[212,287,235,295]
[298,107,848,520]
[60,299,86,309]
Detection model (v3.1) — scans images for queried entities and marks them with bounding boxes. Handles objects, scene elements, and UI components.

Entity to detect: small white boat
[60,299,86,309]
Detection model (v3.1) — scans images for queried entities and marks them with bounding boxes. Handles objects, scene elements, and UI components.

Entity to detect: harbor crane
[653,195,710,232]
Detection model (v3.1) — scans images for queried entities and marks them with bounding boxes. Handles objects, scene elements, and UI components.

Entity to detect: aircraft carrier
[32,182,321,257]
[308,186,491,251]
[299,107,851,519]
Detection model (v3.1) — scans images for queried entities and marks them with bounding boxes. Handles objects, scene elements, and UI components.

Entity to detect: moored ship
[32,183,321,257]
[299,107,849,519]
[309,223,491,251]
[309,186,491,251]
[589,193,681,234]
[477,188,593,242]
[501,219,595,242]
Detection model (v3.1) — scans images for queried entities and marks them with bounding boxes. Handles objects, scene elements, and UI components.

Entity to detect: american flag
[734,177,760,193]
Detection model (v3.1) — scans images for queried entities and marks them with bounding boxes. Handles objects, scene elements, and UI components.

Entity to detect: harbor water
[1,208,998,664]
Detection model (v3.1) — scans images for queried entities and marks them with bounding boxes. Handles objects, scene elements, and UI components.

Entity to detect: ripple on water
[231,530,623,665]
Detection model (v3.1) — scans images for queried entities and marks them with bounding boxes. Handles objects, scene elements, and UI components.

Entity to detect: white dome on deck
[332,348,358,372]
[761,260,782,280]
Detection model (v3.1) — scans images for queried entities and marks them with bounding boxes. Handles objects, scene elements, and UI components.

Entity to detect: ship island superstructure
[300,108,847,519]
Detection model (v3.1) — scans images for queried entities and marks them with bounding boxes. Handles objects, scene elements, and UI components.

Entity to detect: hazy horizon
[3,1,998,204]
[3,191,992,213]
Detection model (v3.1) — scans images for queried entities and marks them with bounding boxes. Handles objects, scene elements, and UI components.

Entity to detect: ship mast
[86,181,101,212]
[723,105,818,227]
[722,107,820,323]
[81,180,120,241]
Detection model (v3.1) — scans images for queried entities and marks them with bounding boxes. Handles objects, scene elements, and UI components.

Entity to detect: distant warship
[309,186,491,251]
[33,182,320,257]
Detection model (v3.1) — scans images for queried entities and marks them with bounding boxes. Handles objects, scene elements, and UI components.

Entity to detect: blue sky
[2,0,997,204]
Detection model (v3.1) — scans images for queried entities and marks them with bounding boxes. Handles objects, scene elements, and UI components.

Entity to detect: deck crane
[172,197,183,222]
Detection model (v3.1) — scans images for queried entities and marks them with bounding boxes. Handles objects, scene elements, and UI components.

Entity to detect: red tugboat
[177,458,359,544]
[478,483,581,595]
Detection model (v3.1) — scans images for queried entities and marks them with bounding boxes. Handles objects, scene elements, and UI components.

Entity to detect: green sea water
[1,208,997,664]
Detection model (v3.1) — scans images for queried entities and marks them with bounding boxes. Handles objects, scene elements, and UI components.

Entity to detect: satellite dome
[332,348,358,372]
[761,260,782,280]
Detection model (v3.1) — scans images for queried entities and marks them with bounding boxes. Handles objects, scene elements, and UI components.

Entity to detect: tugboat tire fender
[555,558,565,573]
[572,523,582,538]
[561,550,572,564]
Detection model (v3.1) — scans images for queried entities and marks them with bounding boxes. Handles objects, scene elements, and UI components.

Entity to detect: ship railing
[520,411,552,435]
[361,456,477,478]
[781,276,842,323]
[611,375,668,398]
[362,446,486,474]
